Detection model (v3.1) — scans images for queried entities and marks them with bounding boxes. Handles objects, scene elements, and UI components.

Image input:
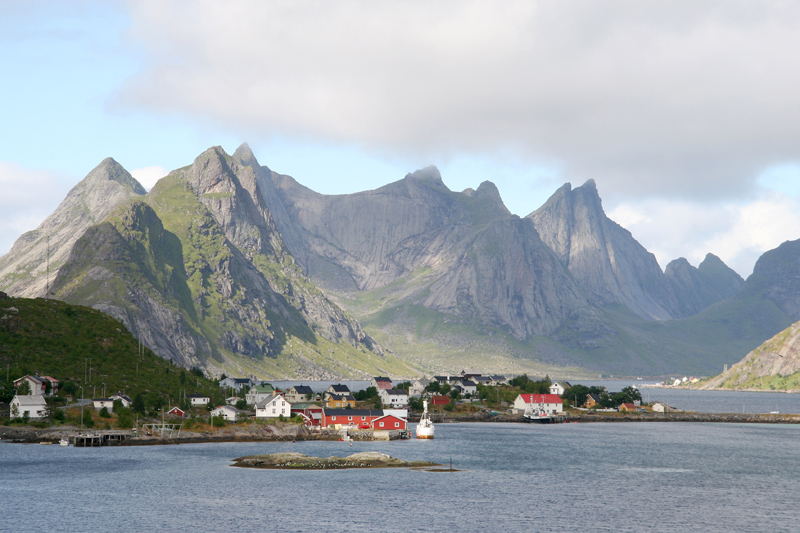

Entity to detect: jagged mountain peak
[405,165,444,185]
[232,142,259,169]
[665,256,692,274]
[528,179,679,320]
[0,157,146,298]
[86,157,147,195]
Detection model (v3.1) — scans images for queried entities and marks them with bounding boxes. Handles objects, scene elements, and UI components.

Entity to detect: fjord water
[2,422,799,532]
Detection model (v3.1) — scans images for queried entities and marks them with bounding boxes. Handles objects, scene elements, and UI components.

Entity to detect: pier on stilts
[71,431,133,447]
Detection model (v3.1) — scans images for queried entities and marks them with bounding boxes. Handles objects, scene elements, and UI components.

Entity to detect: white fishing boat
[415,400,435,439]
[59,437,69,447]
[523,406,553,424]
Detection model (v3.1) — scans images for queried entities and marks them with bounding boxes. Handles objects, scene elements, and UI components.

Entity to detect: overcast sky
[3,0,800,277]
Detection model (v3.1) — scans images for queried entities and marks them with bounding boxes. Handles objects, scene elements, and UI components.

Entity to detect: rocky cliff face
[698,320,800,390]
[0,158,146,298]
[527,180,681,320]
[744,239,800,321]
[266,165,592,340]
[47,146,412,378]
[666,253,745,317]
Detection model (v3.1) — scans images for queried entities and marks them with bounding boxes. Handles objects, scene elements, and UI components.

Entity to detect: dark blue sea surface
[2,422,799,532]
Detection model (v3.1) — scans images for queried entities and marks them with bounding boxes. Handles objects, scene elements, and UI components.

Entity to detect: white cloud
[118,1,800,203]
[130,165,167,190]
[0,162,69,256]
[608,192,800,277]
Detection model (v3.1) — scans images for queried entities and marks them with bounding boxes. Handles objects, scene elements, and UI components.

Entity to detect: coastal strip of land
[3,411,799,445]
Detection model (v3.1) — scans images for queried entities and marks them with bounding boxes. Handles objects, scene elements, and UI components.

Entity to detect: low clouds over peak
[120,1,800,202]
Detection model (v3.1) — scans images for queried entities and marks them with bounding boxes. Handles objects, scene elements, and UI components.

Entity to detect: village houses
[211,405,240,422]
[284,385,315,403]
[246,384,275,405]
[10,394,48,419]
[513,393,564,415]
[370,376,393,390]
[408,378,430,398]
[255,393,291,418]
[14,374,59,396]
[379,388,409,408]
[188,393,210,407]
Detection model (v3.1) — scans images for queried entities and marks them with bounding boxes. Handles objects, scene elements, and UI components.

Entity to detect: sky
[3,1,800,277]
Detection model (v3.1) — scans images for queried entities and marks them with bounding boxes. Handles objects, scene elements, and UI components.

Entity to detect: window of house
[395,422,399,427]
[379,422,384,427]
[348,416,352,420]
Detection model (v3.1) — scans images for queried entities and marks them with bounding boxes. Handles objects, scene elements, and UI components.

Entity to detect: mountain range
[2,143,800,378]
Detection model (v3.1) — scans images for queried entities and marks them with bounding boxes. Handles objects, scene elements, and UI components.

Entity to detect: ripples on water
[2,422,799,532]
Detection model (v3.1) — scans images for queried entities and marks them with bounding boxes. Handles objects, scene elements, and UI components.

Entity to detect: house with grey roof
[10,395,48,419]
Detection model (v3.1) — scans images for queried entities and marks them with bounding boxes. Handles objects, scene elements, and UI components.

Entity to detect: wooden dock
[71,431,133,447]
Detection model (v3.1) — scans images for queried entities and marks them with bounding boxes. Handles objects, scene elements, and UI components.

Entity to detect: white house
[211,405,240,422]
[652,402,667,413]
[549,382,570,396]
[284,385,315,403]
[218,377,252,392]
[93,398,115,412]
[255,393,292,418]
[371,377,393,390]
[188,393,210,407]
[14,375,47,396]
[10,395,48,419]
[325,384,351,398]
[109,393,132,408]
[457,380,478,396]
[512,394,564,415]
[379,388,408,408]
[408,378,430,398]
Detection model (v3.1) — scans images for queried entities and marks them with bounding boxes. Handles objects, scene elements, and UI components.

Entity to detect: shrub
[99,407,111,418]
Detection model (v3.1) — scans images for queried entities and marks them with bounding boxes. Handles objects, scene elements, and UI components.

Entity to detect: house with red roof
[370,377,393,390]
[512,393,563,415]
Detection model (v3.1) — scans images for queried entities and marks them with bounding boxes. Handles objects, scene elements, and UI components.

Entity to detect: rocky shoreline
[231,451,442,470]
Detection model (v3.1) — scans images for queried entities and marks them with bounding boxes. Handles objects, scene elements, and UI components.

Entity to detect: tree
[424,381,441,393]
[60,381,78,397]
[408,397,423,411]
[132,393,146,414]
[10,402,19,419]
[620,386,642,404]
[99,407,111,418]
[82,409,94,428]
[16,379,31,396]
[235,399,247,410]
[116,408,133,429]
[354,386,378,401]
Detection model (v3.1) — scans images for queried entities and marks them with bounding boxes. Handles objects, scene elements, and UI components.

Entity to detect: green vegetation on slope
[0,296,222,405]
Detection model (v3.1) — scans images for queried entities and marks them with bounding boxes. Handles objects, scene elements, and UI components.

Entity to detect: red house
[371,414,406,430]
[291,404,324,427]
[430,395,450,406]
[323,409,384,428]
[167,406,187,418]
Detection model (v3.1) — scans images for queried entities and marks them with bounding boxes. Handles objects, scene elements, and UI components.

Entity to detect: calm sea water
[2,422,799,532]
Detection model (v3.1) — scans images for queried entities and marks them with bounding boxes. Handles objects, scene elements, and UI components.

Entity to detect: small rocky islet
[231,451,449,471]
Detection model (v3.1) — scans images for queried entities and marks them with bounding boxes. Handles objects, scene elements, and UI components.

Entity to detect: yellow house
[325,394,356,409]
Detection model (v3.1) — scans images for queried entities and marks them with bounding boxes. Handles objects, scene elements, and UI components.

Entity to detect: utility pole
[45,236,50,299]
